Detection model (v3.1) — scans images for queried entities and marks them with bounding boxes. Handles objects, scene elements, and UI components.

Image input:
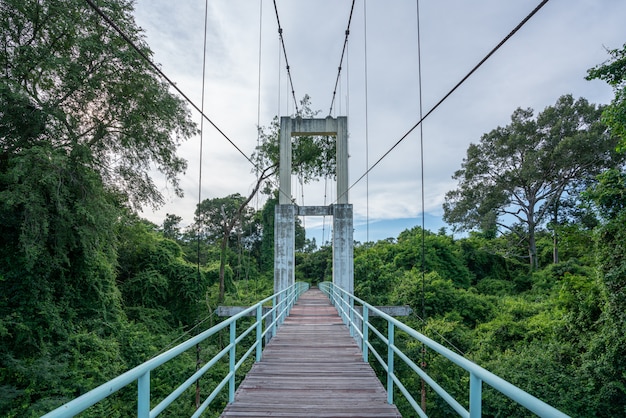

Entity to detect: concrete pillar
[279,117,292,205]
[332,204,354,294]
[336,117,349,204]
[275,116,352,294]
[274,204,295,295]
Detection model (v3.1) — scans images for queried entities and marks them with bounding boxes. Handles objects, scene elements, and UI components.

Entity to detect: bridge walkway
[220,288,401,417]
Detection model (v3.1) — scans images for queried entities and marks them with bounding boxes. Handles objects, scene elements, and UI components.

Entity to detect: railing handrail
[318,281,569,418]
[43,282,310,418]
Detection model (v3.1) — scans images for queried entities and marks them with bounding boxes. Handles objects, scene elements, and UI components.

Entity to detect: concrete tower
[274,116,353,295]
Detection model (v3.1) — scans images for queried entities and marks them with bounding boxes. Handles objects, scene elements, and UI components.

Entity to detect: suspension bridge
[42,0,572,416]
[41,112,569,417]
[42,279,568,418]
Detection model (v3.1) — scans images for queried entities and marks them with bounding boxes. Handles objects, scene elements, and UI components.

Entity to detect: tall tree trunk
[552,200,559,264]
[218,233,229,303]
[528,205,538,270]
[217,165,276,303]
[528,230,537,270]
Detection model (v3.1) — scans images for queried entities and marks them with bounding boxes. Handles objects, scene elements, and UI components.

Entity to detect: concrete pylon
[274,116,353,295]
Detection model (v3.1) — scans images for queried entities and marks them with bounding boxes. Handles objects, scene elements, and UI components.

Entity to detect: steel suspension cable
[336,0,551,204]
[254,0,264,300]
[272,0,299,114]
[83,0,257,168]
[328,0,357,116]
[256,0,264,194]
[416,0,426,329]
[415,0,427,413]
[195,1,211,408]
[196,0,209,288]
[364,0,370,245]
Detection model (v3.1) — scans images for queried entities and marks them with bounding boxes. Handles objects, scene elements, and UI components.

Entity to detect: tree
[0,0,196,329]
[443,95,619,269]
[162,213,183,241]
[587,43,626,152]
[580,168,626,415]
[0,0,196,209]
[195,194,257,302]
[193,95,337,302]
[193,94,334,302]
[253,95,337,186]
[0,1,196,414]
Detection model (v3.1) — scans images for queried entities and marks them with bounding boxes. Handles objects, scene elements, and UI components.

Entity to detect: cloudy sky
[132,0,626,242]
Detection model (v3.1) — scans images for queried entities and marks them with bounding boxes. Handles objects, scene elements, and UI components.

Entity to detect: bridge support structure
[274,116,353,296]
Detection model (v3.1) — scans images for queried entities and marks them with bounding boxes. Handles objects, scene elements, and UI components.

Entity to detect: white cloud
[134,0,626,234]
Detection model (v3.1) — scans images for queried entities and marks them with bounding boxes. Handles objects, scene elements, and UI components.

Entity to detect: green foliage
[584,168,626,218]
[580,172,626,415]
[587,43,626,151]
[0,0,196,209]
[444,95,621,268]
[1,11,625,413]
[117,217,211,327]
[253,95,336,184]
[295,245,331,285]
[354,239,401,305]
[0,1,198,411]
[349,207,626,417]
[396,228,472,288]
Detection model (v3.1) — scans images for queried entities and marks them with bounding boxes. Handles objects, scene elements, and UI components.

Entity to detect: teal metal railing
[43,282,309,418]
[318,281,569,418]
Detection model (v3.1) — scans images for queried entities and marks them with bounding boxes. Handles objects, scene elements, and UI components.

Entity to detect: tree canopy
[443,94,621,268]
[0,0,196,209]
[253,94,337,187]
[0,2,198,415]
[587,43,626,152]
[2,1,626,415]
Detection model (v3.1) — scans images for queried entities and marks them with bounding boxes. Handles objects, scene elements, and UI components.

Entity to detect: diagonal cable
[84,0,257,168]
[272,0,299,114]
[328,0,357,116]
[338,0,551,203]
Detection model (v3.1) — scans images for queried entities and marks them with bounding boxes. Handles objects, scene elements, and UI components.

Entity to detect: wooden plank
[221,288,402,417]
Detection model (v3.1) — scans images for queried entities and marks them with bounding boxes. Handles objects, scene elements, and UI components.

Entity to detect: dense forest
[2,1,626,417]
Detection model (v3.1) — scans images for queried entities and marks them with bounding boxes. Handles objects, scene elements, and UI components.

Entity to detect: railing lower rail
[318,281,569,418]
[43,282,309,418]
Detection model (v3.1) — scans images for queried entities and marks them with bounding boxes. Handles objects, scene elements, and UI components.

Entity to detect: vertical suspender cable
[415,0,428,413]
[322,177,328,245]
[256,0,263,189]
[300,175,305,229]
[255,0,264,300]
[346,39,350,120]
[364,0,370,246]
[196,1,209,281]
[195,0,210,410]
[363,0,371,293]
[277,30,281,122]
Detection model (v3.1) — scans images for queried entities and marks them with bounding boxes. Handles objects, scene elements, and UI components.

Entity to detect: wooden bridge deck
[220,288,402,417]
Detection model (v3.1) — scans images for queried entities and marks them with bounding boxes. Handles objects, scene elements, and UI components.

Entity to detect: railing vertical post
[362,305,369,362]
[342,291,348,324]
[137,371,150,418]
[256,304,263,362]
[287,287,292,312]
[271,295,277,338]
[349,297,355,337]
[280,290,287,325]
[229,321,236,403]
[387,322,395,405]
[469,372,482,418]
